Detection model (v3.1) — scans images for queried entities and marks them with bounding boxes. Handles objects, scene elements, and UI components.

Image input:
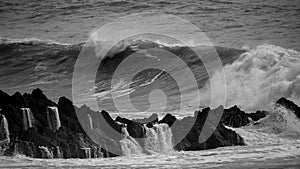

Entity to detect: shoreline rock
[0,88,298,158]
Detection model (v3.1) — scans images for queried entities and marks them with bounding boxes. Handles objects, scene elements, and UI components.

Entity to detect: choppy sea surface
[0,0,300,168]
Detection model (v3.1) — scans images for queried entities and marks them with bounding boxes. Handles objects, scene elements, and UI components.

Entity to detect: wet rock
[222,105,250,127]
[133,113,158,127]
[53,146,63,158]
[77,147,91,158]
[276,97,300,118]
[115,116,145,138]
[158,113,176,127]
[39,146,53,159]
[248,110,268,121]
[173,106,244,151]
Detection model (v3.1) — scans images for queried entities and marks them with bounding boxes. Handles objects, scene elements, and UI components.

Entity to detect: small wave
[0,37,73,46]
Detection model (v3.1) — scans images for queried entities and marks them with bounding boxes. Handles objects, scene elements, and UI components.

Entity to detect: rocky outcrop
[2,88,298,158]
[133,113,158,128]
[276,97,300,119]
[247,110,268,121]
[0,89,111,158]
[115,116,145,138]
[221,105,250,128]
[158,113,176,127]
[171,107,245,151]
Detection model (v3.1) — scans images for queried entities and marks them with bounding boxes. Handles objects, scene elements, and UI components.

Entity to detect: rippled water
[1,0,299,50]
[1,142,299,169]
[1,0,300,168]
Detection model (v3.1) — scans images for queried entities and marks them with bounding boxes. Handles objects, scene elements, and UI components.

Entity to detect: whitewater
[1,104,300,168]
[0,0,300,168]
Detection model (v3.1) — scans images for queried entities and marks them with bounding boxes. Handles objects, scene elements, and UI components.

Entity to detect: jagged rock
[276,97,300,118]
[133,113,158,127]
[222,105,250,127]
[7,141,37,157]
[248,110,268,121]
[115,116,145,138]
[60,142,71,158]
[158,113,176,127]
[4,88,287,158]
[39,146,53,159]
[53,146,63,158]
[173,106,244,151]
[77,147,91,158]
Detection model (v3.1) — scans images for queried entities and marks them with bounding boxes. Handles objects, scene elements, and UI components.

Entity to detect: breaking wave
[120,123,173,156]
[231,104,300,146]
[199,44,300,111]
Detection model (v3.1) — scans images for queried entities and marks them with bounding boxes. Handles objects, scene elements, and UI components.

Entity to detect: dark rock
[222,105,250,127]
[0,88,262,158]
[158,113,177,127]
[78,147,91,158]
[276,97,300,118]
[60,142,71,158]
[247,110,268,121]
[39,146,53,159]
[9,141,36,157]
[53,146,63,158]
[0,89,112,159]
[173,106,244,151]
[133,113,158,127]
[115,116,145,138]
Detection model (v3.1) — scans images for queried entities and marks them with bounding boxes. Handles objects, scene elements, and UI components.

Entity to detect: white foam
[198,44,300,111]
[120,123,173,156]
[47,107,61,131]
[21,108,34,130]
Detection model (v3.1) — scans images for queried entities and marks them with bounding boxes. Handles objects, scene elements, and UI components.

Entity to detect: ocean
[0,0,300,168]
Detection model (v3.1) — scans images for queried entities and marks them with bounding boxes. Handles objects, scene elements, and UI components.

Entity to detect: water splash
[47,107,61,130]
[39,146,53,159]
[120,123,173,156]
[144,123,173,154]
[120,128,143,156]
[87,114,93,130]
[230,104,300,146]
[198,44,300,111]
[21,108,34,131]
[0,114,10,144]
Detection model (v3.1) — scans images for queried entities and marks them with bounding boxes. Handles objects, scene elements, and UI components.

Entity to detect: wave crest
[199,44,300,111]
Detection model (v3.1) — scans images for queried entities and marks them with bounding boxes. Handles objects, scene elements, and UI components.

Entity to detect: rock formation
[247,110,268,121]
[276,97,300,119]
[221,105,250,127]
[0,88,298,158]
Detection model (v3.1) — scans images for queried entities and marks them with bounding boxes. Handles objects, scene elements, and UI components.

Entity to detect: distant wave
[0,37,74,46]
[3,36,298,115]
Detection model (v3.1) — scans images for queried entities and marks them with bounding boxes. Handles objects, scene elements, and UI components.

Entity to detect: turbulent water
[0,0,300,168]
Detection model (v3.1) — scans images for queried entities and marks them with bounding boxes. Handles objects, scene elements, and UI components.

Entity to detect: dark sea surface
[1,0,299,116]
[0,1,300,168]
[1,0,299,49]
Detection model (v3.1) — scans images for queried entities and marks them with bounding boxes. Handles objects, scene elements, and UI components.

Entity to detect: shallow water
[1,142,299,169]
